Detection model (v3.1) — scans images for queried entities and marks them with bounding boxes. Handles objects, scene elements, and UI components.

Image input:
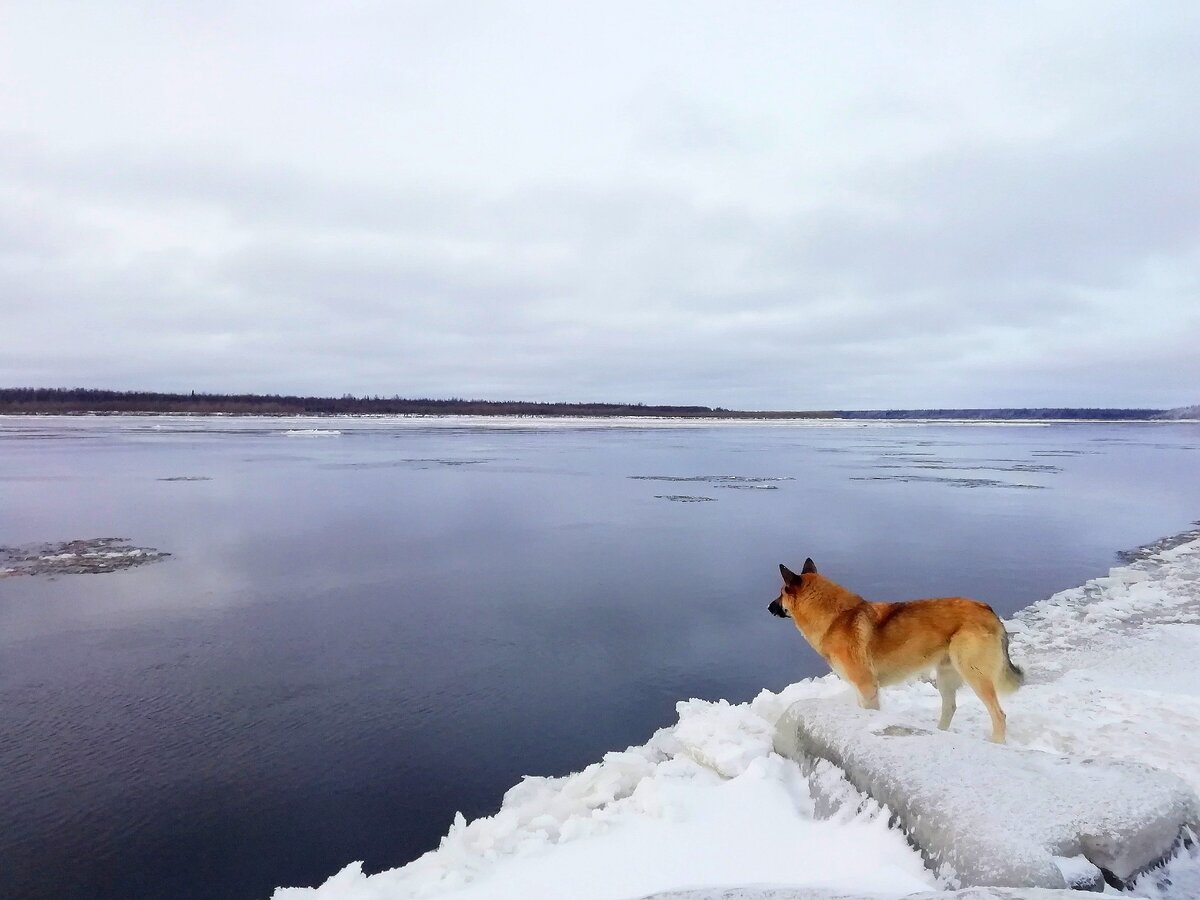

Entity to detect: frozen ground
[273,532,1200,900]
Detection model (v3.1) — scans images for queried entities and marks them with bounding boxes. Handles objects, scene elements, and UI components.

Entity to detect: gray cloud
[1,2,1198,408]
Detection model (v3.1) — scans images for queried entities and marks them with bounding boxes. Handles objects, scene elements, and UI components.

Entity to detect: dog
[768,558,1024,742]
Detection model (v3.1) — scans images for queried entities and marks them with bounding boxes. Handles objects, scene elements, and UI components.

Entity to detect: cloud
[1,2,1198,407]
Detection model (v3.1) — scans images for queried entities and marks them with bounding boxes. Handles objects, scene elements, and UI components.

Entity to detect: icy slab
[634,888,1099,900]
[774,698,1199,891]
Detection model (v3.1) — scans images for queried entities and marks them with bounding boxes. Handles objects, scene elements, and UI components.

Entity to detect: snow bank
[273,687,933,900]
[273,534,1200,900]
[774,699,1198,889]
[636,888,1102,900]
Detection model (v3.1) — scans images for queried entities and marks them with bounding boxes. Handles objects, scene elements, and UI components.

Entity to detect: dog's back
[866,597,1020,688]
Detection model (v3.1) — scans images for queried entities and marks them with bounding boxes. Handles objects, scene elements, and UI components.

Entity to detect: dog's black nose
[768,599,787,618]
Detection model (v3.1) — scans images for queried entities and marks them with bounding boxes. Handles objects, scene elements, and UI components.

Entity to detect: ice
[0,538,169,576]
[634,889,1101,899]
[273,534,1200,899]
[273,754,933,900]
[774,698,1197,889]
[272,688,931,899]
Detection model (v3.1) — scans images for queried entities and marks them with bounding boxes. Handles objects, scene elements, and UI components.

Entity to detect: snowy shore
[274,530,1200,900]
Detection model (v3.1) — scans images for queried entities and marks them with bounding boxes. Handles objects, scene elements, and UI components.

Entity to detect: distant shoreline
[0,389,1183,421]
[3,413,1197,425]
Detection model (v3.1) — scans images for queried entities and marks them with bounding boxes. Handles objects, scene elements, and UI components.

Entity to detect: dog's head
[767,557,818,619]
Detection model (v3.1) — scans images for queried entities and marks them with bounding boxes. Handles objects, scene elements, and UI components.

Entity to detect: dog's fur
[768,558,1024,742]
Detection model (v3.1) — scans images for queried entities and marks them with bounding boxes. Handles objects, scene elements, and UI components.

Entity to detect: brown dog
[768,558,1024,742]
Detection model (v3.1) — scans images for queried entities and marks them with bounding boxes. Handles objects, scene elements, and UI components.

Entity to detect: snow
[273,534,1200,900]
[36,549,146,560]
[775,698,1197,889]
[636,889,1101,900]
[284,429,343,436]
[273,685,932,900]
[292,755,931,900]
[36,548,147,562]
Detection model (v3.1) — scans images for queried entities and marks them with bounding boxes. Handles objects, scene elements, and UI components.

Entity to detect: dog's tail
[996,627,1025,694]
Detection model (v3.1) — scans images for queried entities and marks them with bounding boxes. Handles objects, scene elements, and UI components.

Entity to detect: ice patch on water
[631,475,794,484]
[849,474,1046,489]
[0,538,169,577]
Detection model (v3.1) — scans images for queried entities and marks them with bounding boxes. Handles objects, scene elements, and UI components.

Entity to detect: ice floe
[0,537,170,577]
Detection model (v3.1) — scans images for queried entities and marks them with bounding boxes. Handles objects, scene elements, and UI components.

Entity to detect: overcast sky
[2,2,1197,409]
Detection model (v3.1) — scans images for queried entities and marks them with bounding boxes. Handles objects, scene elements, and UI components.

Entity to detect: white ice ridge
[272,534,1200,900]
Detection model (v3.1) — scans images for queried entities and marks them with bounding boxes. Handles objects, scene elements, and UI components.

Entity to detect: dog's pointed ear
[780,563,800,586]
[801,557,817,575]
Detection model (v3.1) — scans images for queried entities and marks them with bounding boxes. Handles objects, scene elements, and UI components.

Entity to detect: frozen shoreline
[4,412,1200,428]
[274,531,1200,900]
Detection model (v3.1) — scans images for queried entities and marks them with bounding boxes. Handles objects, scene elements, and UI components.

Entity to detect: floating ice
[0,538,170,577]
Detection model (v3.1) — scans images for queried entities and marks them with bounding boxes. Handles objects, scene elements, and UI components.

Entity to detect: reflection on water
[2,416,1199,900]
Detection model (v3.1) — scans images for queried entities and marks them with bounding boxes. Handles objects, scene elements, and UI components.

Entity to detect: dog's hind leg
[936,661,961,731]
[949,631,1008,742]
[968,676,1006,743]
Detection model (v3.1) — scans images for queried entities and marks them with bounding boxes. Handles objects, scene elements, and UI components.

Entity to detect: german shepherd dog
[768,558,1024,742]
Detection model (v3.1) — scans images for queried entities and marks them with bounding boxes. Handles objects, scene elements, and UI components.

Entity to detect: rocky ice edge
[273,533,1200,900]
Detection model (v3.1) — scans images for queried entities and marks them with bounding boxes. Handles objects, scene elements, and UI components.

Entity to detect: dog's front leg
[840,663,880,710]
[827,641,880,711]
[855,681,881,710]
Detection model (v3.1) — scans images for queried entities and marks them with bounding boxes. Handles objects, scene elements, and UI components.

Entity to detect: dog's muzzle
[768,598,787,618]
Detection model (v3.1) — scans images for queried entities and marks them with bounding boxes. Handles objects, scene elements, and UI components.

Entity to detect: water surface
[2,416,1198,899]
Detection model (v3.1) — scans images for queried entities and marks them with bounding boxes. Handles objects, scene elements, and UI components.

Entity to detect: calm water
[2,416,1199,900]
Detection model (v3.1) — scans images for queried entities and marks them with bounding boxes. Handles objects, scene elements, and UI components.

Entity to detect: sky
[1,2,1198,410]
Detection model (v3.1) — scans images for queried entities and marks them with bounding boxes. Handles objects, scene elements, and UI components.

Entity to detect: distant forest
[0,388,1170,420]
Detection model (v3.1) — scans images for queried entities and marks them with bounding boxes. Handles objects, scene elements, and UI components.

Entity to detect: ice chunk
[774,698,1199,890]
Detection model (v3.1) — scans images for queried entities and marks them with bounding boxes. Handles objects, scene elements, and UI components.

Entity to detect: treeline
[0,389,1170,420]
[0,387,795,418]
